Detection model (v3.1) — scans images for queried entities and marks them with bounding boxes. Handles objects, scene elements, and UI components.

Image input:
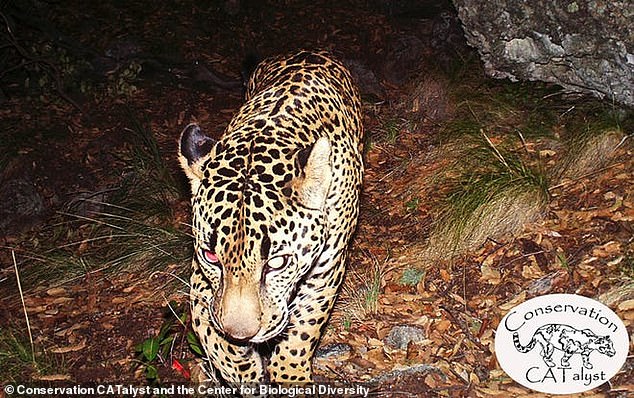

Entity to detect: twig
[0,11,82,111]
[548,160,626,191]
[615,134,630,150]
[439,304,487,351]
[161,290,188,329]
[12,250,35,363]
[515,129,531,156]
[481,130,511,171]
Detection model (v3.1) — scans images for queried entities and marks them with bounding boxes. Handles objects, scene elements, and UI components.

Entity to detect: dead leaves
[479,262,501,284]
[326,142,631,394]
[50,339,86,354]
[8,269,186,383]
[618,300,634,311]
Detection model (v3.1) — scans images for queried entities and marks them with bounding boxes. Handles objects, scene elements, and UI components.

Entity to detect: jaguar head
[179,123,331,343]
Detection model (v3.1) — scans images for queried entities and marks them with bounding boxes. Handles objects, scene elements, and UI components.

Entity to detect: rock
[525,270,569,296]
[382,35,427,85]
[64,191,109,218]
[369,363,443,383]
[342,59,386,100]
[0,178,47,235]
[384,325,426,350]
[453,0,634,107]
[315,342,353,359]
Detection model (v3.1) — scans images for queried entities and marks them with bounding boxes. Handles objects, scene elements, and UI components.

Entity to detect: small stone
[0,178,47,235]
[46,287,67,296]
[315,343,353,359]
[384,325,426,350]
[567,2,579,13]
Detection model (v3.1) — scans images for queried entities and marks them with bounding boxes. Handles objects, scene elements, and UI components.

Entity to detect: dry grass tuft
[338,253,389,324]
[557,128,627,179]
[424,186,547,261]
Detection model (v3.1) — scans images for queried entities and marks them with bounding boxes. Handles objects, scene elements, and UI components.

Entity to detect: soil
[0,1,632,397]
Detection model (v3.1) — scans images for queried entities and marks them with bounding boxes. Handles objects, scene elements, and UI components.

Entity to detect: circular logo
[495,294,629,394]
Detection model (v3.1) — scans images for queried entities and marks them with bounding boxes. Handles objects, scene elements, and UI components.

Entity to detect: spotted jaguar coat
[179,50,363,385]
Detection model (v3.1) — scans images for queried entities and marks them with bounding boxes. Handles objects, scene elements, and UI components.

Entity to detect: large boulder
[453,0,634,107]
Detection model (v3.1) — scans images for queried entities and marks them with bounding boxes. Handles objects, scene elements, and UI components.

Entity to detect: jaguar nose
[223,318,260,341]
[220,284,261,341]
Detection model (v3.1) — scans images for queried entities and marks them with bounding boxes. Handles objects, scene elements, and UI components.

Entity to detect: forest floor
[0,1,632,397]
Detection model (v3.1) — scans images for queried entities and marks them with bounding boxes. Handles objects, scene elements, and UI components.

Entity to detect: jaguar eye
[201,249,220,265]
[266,255,289,270]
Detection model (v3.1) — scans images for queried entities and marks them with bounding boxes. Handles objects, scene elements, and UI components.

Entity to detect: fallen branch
[13,250,35,363]
[0,11,82,111]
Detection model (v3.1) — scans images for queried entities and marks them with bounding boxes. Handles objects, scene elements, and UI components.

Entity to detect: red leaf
[172,359,190,380]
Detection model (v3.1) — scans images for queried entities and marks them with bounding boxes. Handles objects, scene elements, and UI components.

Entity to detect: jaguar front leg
[266,250,347,384]
[581,350,594,369]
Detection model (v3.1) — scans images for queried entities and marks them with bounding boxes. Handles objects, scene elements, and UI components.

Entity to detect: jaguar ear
[179,123,216,189]
[294,137,332,210]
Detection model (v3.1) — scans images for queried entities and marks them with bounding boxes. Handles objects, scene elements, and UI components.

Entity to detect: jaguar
[513,323,616,369]
[178,50,363,385]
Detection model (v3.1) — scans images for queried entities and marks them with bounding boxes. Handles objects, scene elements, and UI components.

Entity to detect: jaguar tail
[513,332,536,353]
